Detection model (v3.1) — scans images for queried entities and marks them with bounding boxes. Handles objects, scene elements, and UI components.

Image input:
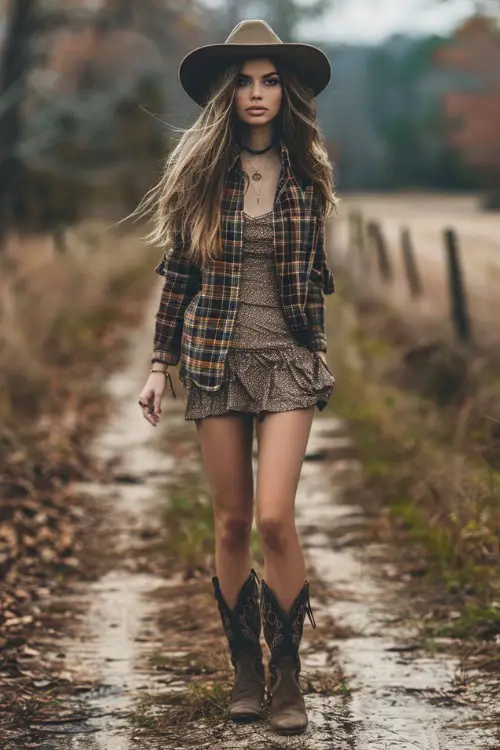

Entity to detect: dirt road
[334,193,500,345]
[9,288,498,749]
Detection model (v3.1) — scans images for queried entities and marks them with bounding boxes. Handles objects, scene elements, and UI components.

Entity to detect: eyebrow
[239,71,279,79]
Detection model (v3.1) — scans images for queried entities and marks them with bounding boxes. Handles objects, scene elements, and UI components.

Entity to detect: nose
[250,82,263,100]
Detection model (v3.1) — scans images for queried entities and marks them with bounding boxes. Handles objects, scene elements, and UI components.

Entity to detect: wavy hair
[134,57,338,266]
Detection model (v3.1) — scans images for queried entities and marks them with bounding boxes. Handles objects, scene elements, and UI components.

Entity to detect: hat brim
[178,43,331,106]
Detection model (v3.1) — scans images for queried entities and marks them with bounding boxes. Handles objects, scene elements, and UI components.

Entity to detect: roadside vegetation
[0,223,156,737]
[325,277,500,641]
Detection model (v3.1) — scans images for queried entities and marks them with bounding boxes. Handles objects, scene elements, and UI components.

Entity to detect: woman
[137,19,337,736]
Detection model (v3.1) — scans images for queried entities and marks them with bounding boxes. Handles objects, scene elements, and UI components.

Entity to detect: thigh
[195,412,255,517]
[255,407,315,519]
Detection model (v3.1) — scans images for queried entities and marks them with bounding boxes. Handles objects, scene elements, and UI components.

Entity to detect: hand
[138,372,167,427]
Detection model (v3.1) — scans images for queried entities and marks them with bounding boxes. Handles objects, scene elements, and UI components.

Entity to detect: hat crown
[225,19,283,46]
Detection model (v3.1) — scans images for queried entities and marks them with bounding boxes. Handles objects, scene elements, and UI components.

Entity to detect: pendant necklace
[246,152,269,181]
[237,137,275,184]
[244,155,270,205]
[251,164,263,182]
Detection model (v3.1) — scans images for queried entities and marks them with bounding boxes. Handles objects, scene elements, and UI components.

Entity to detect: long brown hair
[134,58,338,266]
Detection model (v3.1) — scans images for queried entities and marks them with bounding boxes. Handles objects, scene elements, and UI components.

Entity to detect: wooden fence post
[444,228,471,343]
[352,210,367,277]
[347,210,356,272]
[348,210,362,273]
[367,220,392,282]
[401,227,422,298]
[53,226,67,254]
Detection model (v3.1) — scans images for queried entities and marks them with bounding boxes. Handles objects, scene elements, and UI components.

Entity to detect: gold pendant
[252,173,262,181]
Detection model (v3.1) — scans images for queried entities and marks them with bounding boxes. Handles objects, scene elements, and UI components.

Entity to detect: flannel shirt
[152,141,335,391]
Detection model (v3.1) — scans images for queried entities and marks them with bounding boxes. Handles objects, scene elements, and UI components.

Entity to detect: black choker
[237,139,275,155]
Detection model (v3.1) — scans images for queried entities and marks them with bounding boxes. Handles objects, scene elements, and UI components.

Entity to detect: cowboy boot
[260,578,317,735]
[212,568,266,722]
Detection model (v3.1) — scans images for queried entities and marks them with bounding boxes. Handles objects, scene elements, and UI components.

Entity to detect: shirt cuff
[310,335,327,352]
[151,350,179,366]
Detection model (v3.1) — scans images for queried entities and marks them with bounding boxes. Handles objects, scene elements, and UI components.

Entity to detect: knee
[216,515,252,552]
[257,515,291,556]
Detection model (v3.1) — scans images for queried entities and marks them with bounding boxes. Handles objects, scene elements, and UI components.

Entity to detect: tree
[0,0,205,233]
[435,15,500,206]
[0,0,37,243]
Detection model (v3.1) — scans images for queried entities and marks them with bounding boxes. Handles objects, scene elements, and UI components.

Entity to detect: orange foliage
[43,1,204,95]
[436,15,500,175]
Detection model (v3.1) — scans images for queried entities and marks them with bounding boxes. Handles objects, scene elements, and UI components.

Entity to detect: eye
[265,77,281,86]
[237,77,250,87]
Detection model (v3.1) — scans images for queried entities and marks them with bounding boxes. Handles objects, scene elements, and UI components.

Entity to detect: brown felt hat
[179,19,331,107]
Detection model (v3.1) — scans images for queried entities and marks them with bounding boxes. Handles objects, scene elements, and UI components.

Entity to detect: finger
[142,406,157,427]
[153,392,162,417]
[139,388,159,426]
[140,396,159,423]
[139,398,153,418]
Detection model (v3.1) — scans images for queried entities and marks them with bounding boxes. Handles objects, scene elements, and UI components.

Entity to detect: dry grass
[0,220,160,744]
[0,221,154,423]
[325,278,500,636]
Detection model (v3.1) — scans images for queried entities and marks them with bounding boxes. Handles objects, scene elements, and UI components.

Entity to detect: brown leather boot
[260,578,317,735]
[212,568,266,722]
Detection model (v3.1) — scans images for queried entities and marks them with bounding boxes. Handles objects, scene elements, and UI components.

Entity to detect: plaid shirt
[152,142,335,391]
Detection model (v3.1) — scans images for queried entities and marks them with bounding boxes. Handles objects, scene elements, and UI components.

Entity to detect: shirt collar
[229,140,291,173]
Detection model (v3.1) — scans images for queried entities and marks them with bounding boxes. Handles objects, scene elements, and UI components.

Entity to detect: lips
[246,107,267,114]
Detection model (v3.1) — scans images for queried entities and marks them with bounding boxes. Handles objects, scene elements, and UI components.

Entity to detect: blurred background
[1,0,499,416]
[1,0,499,232]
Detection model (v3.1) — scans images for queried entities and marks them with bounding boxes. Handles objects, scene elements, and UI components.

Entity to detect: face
[234,57,282,126]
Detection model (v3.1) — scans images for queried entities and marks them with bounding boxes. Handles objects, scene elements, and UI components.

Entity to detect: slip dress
[180,209,335,422]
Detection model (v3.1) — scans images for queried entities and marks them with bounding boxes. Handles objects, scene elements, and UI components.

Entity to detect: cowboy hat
[179,19,331,107]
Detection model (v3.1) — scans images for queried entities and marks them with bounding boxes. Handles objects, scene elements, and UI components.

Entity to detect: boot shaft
[212,568,263,665]
[260,579,316,666]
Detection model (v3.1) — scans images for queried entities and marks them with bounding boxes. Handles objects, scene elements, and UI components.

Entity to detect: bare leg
[255,407,315,613]
[195,412,255,609]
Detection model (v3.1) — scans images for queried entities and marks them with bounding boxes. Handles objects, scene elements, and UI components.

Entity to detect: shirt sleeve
[151,232,202,366]
[310,212,335,295]
[306,277,327,352]
[306,202,335,353]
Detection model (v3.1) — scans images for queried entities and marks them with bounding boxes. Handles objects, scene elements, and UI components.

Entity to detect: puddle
[30,292,498,749]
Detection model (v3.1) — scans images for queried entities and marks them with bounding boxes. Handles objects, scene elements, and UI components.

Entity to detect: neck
[242,124,274,153]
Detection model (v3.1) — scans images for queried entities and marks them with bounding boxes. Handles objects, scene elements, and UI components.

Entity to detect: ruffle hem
[181,345,335,422]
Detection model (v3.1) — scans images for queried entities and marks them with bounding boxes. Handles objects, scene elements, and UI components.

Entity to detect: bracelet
[149,368,177,399]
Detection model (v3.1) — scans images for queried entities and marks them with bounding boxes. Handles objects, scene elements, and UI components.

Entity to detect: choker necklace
[237,139,275,156]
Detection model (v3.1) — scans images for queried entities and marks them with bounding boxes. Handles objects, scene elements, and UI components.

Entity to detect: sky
[297,0,477,43]
[202,0,479,44]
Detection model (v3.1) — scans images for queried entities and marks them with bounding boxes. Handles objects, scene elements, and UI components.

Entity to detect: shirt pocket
[183,291,201,325]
